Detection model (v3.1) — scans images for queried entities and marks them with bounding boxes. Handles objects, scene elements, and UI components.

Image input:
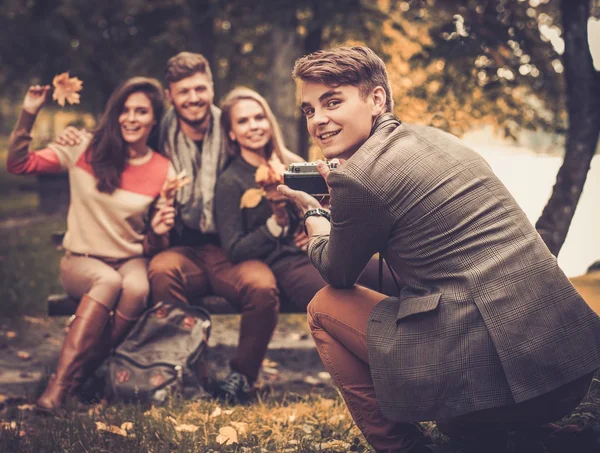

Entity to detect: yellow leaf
[52,72,83,107]
[121,422,134,432]
[5,331,17,339]
[231,422,247,436]
[0,394,6,404]
[16,351,31,361]
[17,404,35,411]
[240,188,265,209]
[174,424,199,433]
[23,316,48,325]
[95,422,128,437]
[210,406,222,418]
[263,359,279,368]
[216,426,238,445]
[255,165,271,184]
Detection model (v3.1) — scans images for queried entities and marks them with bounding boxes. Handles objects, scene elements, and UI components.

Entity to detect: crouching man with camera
[278,46,600,453]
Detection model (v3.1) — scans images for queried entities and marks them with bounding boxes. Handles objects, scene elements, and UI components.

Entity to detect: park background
[0,1,599,452]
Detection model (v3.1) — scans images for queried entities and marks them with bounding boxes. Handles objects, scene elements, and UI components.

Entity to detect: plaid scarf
[159,105,228,233]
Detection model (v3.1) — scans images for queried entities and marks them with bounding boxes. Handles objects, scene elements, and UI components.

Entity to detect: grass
[0,393,372,453]
[0,217,65,317]
[0,146,44,220]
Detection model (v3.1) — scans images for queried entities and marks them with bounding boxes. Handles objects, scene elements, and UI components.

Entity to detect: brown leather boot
[70,309,138,391]
[36,294,111,412]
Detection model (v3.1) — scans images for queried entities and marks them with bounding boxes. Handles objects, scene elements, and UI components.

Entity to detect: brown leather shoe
[36,294,111,412]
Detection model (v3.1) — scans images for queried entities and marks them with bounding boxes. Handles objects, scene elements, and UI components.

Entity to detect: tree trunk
[267,25,302,154]
[535,0,600,256]
[297,15,323,160]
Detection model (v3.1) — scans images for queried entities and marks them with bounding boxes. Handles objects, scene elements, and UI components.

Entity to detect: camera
[283,161,339,196]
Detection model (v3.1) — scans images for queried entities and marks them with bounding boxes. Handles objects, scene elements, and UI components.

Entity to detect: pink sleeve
[7,110,65,175]
[6,147,63,175]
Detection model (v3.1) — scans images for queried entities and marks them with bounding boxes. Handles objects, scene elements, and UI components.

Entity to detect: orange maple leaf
[52,72,83,107]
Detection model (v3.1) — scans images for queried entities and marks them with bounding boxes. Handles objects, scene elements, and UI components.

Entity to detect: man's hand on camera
[278,159,339,215]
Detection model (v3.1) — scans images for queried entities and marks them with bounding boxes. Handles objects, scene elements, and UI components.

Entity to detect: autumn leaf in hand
[255,154,286,189]
[240,188,266,209]
[52,72,83,107]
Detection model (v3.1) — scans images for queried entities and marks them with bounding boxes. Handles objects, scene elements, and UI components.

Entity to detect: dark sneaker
[213,371,255,404]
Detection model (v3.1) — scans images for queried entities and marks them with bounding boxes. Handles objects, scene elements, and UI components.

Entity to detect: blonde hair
[220,87,287,162]
[293,46,394,112]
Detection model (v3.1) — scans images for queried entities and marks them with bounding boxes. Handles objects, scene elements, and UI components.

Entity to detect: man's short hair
[292,46,394,112]
[164,52,213,86]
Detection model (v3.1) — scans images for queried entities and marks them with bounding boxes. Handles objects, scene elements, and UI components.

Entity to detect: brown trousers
[148,245,396,381]
[307,285,593,453]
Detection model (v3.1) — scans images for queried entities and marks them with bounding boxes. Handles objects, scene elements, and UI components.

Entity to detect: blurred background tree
[0,0,598,254]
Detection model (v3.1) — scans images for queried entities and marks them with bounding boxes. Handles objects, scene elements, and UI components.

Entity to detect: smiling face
[166,72,214,128]
[228,99,272,156]
[300,81,386,160]
[118,91,155,149]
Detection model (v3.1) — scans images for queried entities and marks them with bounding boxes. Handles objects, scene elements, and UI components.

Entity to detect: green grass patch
[0,146,43,219]
[0,217,65,317]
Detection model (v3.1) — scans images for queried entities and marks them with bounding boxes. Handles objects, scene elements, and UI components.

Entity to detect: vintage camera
[283,161,339,196]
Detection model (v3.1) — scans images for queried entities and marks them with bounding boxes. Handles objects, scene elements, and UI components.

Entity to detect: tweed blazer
[308,115,600,422]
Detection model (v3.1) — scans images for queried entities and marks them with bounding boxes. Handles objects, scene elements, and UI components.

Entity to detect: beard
[175,104,211,128]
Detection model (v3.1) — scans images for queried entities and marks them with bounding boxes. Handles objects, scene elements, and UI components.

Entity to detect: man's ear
[371,86,387,117]
[165,89,173,103]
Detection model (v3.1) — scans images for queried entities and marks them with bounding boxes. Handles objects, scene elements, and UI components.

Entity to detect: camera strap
[378,254,402,295]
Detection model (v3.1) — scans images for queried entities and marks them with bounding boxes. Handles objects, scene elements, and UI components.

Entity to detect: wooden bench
[47,293,245,316]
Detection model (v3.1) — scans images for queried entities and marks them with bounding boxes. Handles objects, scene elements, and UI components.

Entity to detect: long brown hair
[88,77,165,194]
[220,87,286,162]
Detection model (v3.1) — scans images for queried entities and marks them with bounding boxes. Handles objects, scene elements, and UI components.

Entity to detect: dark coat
[308,115,600,422]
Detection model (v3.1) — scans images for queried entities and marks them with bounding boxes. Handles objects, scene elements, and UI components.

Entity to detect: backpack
[106,300,211,404]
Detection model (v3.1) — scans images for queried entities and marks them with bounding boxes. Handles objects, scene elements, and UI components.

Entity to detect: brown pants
[307,285,593,453]
[148,245,397,381]
[148,244,279,381]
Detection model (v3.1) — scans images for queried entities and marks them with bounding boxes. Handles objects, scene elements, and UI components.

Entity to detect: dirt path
[0,313,329,403]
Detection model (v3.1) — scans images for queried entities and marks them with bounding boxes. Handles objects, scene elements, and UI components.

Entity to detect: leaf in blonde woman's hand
[255,165,271,184]
[240,188,265,209]
[52,72,83,107]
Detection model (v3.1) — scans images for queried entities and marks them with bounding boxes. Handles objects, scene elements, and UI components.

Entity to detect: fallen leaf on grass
[120,422,134,432]
[263,358,279,368]
[216,426,238,445]
[319,399,336,410]
[23,316,48,325]
[210,406,222,418]
[263,367,279,375]
[17,404,35,411]
[16,351,31,361]
[303,376,319,385]
[174,424,199,433]
[231,422,248,436]
[5,332,16,339]
[318,371,331,380]
[317,440,351,451]
[0,394,7,404]
[47,338,62,346]
[95,421,128,437]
